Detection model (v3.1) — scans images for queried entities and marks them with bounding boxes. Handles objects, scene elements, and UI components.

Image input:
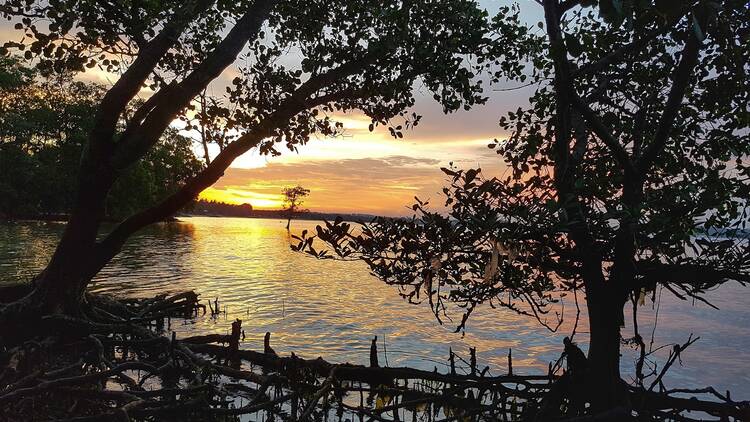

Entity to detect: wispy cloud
[202,155,504,216]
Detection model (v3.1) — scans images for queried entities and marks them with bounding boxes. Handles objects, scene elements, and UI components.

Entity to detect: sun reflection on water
[1,217,748,398]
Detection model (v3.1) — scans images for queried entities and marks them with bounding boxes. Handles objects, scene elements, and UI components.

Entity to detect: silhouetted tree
[0,58,203,219]
[282,185,310,230]
[184,90,239,166]
[296,0,750,409]
[0,0,525,321]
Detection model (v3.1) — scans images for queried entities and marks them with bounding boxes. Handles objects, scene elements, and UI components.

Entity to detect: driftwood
[1,290,748,421]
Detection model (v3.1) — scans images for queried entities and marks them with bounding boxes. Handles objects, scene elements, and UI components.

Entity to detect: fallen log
[181,333,231,344]
[629,387,750,421]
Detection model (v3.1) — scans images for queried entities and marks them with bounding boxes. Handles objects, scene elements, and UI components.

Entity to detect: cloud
[202,155,503,216]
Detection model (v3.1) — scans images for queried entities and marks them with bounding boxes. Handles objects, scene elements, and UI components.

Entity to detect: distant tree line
[186,198,376,223]
[0,57,204,220]
[189,199,254,217]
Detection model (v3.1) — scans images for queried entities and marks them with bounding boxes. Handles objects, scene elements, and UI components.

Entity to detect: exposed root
[0,291,747,421]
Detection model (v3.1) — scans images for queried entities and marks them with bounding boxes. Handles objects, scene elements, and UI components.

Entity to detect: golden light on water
[3,218,748,396]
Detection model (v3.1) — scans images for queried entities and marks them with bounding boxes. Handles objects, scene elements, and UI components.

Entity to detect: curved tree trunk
[25,158,114,315]
[0,0,279,322]
[0,164,112,342]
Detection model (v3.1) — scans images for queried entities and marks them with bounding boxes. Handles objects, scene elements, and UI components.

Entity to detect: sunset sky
[196,0,542,216]
[197,92,527,215]
[1,1,543,217]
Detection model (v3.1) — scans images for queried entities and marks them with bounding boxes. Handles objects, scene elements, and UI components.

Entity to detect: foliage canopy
[0,0,534,318]
[0,58,203,219]
[296,0,750,397]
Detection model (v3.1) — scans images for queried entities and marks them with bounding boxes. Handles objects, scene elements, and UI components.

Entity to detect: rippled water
[1,217,748,398]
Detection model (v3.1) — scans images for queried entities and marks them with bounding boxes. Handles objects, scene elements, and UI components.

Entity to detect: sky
[197,89,529,215]
[1,0,545,216]
[197,0,544,216]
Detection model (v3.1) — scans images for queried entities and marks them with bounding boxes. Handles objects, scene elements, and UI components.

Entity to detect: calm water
[1,217,748,398]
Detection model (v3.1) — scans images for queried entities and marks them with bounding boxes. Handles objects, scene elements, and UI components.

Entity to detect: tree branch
[89,0,213,154]
[542,1,602,280]
[568,90,635,174]
[571,27,668,80]
[559,0,582,15]
[111,0,278,169]
[637,263,750,288]
[86,66,372,279]
[637,32,702,175]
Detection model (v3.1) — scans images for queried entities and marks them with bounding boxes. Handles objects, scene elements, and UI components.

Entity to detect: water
[1,217,748,398]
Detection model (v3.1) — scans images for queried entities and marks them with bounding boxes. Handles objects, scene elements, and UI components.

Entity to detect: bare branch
[637,33,702,175]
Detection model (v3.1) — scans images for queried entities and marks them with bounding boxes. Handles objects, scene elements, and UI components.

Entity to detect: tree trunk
[1,0,280,324]
[585,172,639,408]
[576,248,629,410]
[0,170,110,343]
[23,159,113,316]
[32,203,106,314]
[585,286,628,410]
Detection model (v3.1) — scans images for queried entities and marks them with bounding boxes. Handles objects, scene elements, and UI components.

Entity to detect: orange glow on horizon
[191,109,511,216]
[199,187,284,209]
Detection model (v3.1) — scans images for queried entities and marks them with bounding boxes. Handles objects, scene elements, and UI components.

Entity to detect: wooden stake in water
[469,347,477,376]
[370,336,379,368]
[508,348,513,375]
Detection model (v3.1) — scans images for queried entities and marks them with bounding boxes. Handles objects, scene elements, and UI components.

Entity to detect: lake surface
[1,217,748,398]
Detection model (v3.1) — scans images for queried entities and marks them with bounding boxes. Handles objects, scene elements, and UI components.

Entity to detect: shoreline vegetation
[185,199,379,223]
[0,199,380,224]
[3,208,746,238]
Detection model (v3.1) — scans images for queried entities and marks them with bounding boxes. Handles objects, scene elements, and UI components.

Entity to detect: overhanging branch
[111,0,278,169]
[90,0,213,153]
[571,27,668,80]
[637,263,750,288]
[87,67,373,280]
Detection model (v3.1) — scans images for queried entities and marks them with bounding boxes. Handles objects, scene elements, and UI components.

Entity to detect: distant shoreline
[1,211,380,225]
[179,210,379,223]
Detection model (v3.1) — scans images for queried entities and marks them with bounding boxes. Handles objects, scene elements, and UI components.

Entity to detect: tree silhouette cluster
[0,58,203,220]
[296,0,750,410]
[0,0,507,317]
[0,0,748,419]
